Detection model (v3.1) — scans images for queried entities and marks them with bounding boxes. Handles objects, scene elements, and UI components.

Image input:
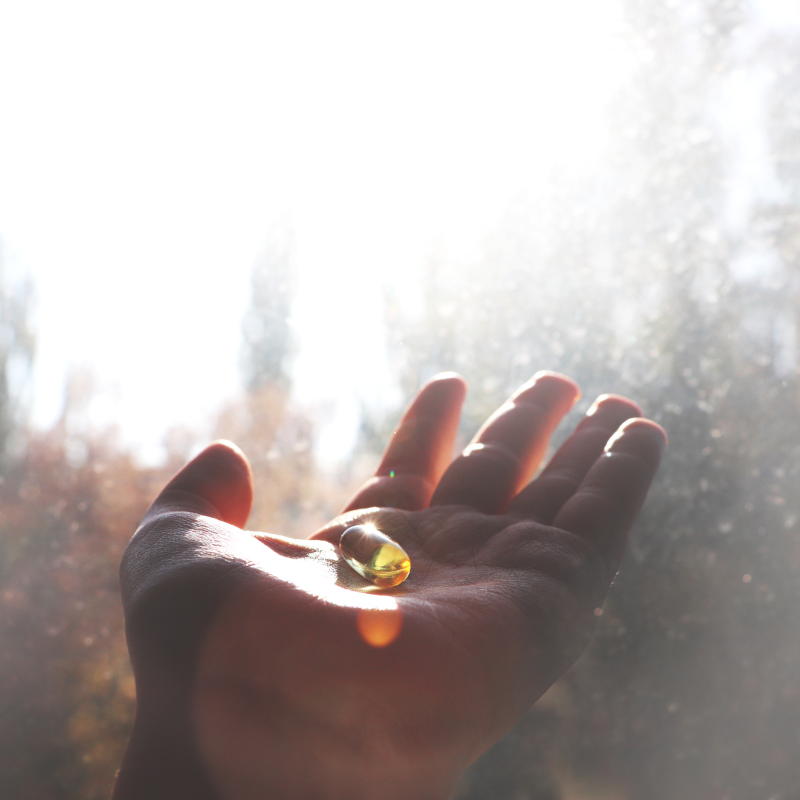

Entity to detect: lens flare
[356,607,403,648]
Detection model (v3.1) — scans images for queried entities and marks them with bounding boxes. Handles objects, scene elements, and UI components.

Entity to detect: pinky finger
[551,418,667,572]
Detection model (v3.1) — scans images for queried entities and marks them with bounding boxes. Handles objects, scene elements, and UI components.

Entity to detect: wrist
[112,683,218,800]
[115,692,460,800]
[112,722,217,800]
[194,678,461,800]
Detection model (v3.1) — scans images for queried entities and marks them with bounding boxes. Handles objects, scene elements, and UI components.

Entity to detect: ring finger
[507,394,643,523]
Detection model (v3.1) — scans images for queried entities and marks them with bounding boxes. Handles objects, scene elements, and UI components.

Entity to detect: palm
[118,372,664,800]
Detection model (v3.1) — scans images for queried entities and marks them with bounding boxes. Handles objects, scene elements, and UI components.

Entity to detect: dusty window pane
[1,0,799,798]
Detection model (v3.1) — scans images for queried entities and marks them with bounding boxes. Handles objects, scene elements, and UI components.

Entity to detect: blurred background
[1,0,799,797]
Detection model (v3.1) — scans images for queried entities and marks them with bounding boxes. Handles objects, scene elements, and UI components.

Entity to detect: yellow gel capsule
[340,524,411,588]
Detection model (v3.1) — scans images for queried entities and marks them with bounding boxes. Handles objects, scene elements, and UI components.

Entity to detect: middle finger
[429,372,580,514]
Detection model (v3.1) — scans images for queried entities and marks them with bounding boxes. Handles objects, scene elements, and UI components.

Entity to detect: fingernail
[604,419,668,453]
[517,372,581,405]
[586,395,613,417]
[586,394,643,420]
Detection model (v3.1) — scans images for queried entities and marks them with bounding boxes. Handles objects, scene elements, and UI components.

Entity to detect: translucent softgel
[340,524,411,588]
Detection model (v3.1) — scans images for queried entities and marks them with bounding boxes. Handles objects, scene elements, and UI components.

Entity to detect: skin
[113,371,666,800]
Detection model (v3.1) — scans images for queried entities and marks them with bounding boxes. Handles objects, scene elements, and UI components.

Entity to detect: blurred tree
[0,417,164,800]
[241,237,295,394]
[217,237,345,536]
[0,248,35,467]
[0,240,336,799]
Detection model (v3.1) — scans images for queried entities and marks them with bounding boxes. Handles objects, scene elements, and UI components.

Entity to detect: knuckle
[540,464,585,488]
[464,441,522,472]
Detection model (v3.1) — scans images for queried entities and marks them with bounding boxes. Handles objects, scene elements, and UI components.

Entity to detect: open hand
[114,372,665,800]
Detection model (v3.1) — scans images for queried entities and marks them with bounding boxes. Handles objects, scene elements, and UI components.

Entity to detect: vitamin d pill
[340,524,411,588]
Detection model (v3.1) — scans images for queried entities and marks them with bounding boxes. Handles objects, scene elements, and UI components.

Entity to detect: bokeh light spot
[356,607,403,647]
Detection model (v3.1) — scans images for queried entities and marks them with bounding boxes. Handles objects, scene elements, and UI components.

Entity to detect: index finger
[342,373,467,512]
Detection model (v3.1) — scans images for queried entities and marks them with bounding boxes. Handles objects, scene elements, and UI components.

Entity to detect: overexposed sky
[0,0,643,462]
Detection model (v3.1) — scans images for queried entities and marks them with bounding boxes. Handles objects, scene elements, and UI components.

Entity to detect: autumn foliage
[0,425,158,799]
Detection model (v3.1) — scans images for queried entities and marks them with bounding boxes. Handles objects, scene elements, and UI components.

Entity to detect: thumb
[144,440,254,529]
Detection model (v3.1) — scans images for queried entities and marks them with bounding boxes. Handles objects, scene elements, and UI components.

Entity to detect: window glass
[0,1,798,798]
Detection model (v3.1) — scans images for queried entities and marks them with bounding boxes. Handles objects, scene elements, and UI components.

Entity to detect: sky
[0,0,791,465]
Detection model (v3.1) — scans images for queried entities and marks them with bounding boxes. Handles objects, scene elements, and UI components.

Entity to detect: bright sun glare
[0,0,630,463]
